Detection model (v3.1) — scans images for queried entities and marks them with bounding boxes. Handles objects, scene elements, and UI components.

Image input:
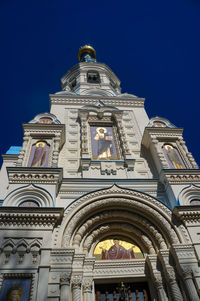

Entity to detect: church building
[0,45,200,301]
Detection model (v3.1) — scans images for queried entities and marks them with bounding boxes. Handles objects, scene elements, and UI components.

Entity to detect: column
[181,266,200,301]
[165,268,183,301]
[153,274,168,301]
[60,272,71,301]
[72,275,82,301]
[83,277,93,301]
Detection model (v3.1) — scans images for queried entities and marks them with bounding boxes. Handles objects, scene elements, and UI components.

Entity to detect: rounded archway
[55,185,191,301]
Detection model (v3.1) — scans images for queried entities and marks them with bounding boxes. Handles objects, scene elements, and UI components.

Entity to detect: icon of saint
[7,286,22,301]
[164,145,184,169]
[100,239,135,260]
[29,141,49,167]
[94,127,113,160]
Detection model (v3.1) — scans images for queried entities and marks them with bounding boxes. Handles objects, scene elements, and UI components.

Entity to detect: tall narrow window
[28,141,50,167]
[162,144,185,169]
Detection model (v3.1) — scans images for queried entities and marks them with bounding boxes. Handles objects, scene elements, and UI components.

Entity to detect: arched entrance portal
[53,185,198,301]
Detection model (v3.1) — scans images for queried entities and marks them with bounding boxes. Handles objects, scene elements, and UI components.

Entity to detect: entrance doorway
[95,282,150,300]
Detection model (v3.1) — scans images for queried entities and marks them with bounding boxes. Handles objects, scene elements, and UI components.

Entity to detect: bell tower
[59,45,121,96]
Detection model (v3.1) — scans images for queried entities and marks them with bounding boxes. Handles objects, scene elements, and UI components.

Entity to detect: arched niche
[162,144,185,169]
[178,184,200,205]
[56,185,189,254]
[3,184,54,207]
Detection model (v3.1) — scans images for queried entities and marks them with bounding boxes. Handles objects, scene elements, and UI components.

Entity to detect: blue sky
[0,0,200,166]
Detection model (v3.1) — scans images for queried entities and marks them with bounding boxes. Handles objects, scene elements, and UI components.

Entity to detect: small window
[70,78,76,89]
[39,117,53,124]
[19,200,39,207]
[87,71,101,84]
[190,199,200,206]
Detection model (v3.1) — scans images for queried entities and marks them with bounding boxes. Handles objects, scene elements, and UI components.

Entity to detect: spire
[78,45,96,62]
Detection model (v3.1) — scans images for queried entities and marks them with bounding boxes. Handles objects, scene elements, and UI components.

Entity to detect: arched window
[190,199,200,206]
[28,141,50,167]
[19,200,40,207]
[162,144,185,169]
[39,117,53,124]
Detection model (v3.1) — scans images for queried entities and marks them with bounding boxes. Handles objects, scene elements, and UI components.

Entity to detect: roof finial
[78,45,96,62]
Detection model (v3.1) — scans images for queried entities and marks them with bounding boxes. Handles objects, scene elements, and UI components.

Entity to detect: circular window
[19,200,40,207]
[190,199,200,206]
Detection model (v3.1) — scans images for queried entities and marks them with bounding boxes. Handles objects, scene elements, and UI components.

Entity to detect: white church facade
[0,45,200,300]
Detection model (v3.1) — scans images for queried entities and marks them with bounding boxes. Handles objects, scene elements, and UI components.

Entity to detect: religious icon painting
[162,144,185,169]
[94,239,143,260]
[0,277,31,301]
[90,126,118,160]
[28,141,50,167]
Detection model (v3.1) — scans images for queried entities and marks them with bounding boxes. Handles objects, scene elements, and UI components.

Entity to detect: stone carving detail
[62,186,179,248]
[60,272,71,285]
[153,274,163,289]
[73,210,167,251]
[181,266,193,279]
[0,238,42,266]
[51,96,145,108]
[71,275,82,287]
[82,277,93,293]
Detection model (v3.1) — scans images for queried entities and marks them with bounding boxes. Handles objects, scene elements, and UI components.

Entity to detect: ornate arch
[3,184,54,207]
[54,185,190,255]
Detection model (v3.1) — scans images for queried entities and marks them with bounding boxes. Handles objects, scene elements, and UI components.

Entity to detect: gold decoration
[78,45,96,61]
[7,286,23,301]
[36,142,45,148]
[94,239,141,255]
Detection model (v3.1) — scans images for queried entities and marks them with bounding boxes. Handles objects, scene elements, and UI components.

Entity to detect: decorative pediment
[3,182,55,207]
[29,112,61,124]
[78,100,122,119]
[147,116,176,128]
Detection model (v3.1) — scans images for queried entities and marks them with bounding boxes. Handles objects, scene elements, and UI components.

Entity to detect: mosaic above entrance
[94,239,143,260]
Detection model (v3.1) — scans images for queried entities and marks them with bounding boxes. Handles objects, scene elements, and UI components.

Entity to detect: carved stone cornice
[0,207,63,228]
[160,169,200,185]
[94,259,145,278]
[50,94,145,107]
[22,123,65,146]
[7,167,63,185]
[173,206,200,225]
[142,127,183,148]
[50,249,74,266]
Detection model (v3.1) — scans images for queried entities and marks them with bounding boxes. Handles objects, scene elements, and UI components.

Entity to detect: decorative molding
[3,183,55,207]
[94,260,145,278]
[50,94,145,108]
[160,169,200,185]
[0,207,63,228]
[173,206,200,224]
[61,185,179,249]
[7,167,63,185]
[50,249,74,265]
[178,184,200,205]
